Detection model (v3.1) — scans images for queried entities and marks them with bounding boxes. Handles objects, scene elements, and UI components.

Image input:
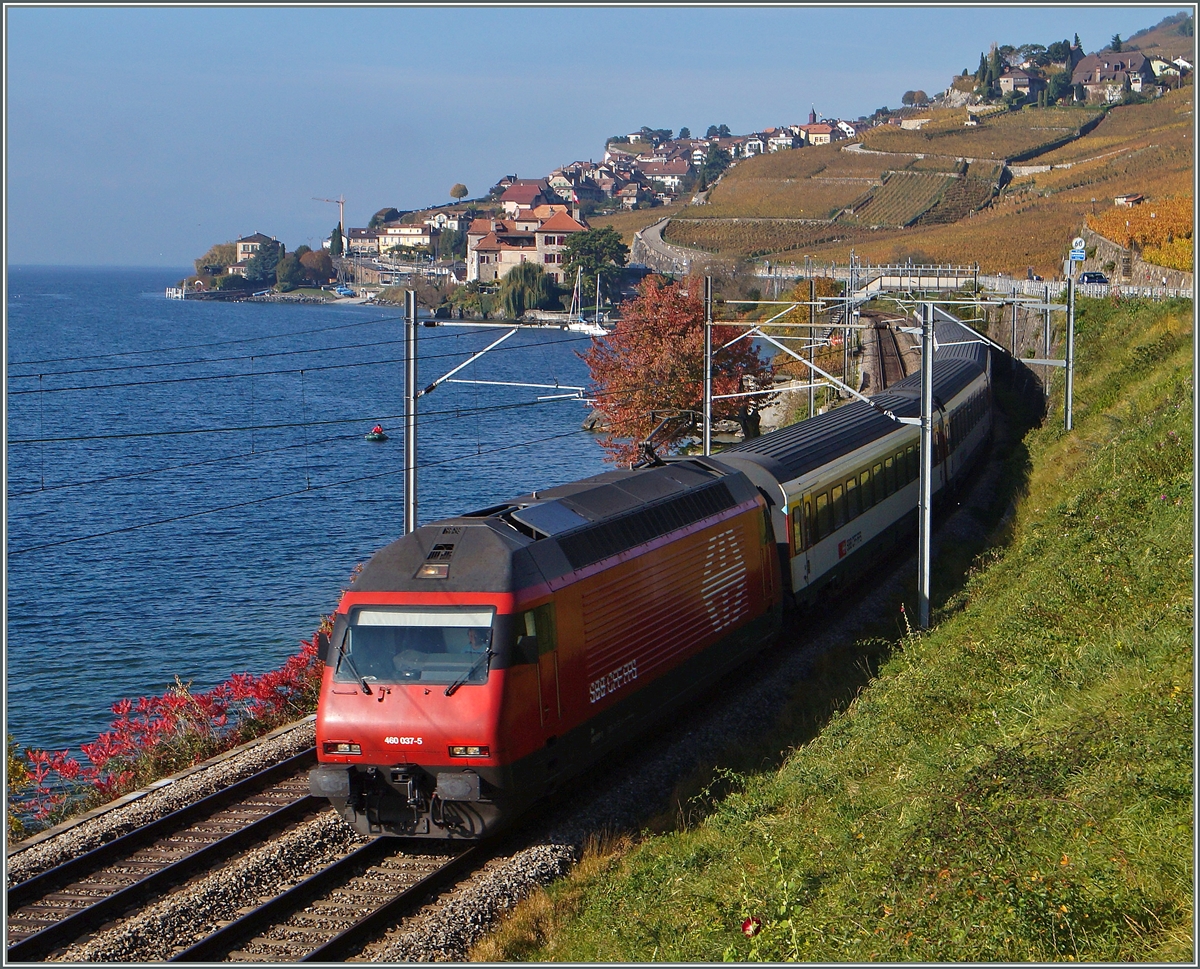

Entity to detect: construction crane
[314,195,347,283]
[313,195,346,242]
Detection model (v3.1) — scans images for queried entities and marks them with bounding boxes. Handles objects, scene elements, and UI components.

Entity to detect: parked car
[1079,271,1109,285]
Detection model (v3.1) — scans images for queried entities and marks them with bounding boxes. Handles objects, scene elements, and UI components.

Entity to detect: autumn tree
[450,183,469,201]
[300,249,333,284]
[581,275,773,464]
[194,242,236,276]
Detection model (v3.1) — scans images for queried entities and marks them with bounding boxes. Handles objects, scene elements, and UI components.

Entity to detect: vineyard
[860,106,1101,161]
[1088,193,1194,271]
[840,171,956,227]
[913,173,999,226]
[663,218,874,259]
[1031,89,1193,166]
[659,89,1190,277]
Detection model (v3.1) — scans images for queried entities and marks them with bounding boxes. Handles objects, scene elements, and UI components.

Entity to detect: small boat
[365,431,389,442]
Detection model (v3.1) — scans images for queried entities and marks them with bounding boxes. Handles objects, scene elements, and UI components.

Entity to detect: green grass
[475,297,1194,962]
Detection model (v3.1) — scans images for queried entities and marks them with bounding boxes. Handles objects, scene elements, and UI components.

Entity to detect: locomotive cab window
[335,606,496,686]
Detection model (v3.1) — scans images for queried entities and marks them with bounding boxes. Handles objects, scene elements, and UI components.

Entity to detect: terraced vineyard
[663,218,874,258]
[913,170,1000,226]
[859,106,1101,161]
[841,171,956,227]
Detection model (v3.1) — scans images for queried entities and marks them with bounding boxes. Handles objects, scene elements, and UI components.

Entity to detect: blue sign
[1069,249,1086,262]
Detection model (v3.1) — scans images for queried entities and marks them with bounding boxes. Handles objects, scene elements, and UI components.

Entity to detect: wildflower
[741,916,762,937]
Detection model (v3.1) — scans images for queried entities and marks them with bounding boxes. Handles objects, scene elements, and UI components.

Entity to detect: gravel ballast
[7,719,316,888]
[54,811,364,962]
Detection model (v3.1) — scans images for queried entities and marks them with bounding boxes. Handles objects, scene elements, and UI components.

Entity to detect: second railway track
[6,749,319,962]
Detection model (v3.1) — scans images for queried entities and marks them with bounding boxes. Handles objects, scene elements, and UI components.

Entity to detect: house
[235,232,275,264]
[424,210,471,233]
[1149,56,1180,77]
[797,123,837,145]
[345,227,379,255]
[499,179,556,216]
[1173,56,1192,72]
[742,135,766,155]
[617,182,654,210]
[1114,193,1144,207]
[636,156,691,192]
[1072,52,1156,100]
[998,68,1048,98]
[835,119,859,139]
[378,222,438,252]
[465,210,588,283]
[767,132,796,152]
[226,261,251,277]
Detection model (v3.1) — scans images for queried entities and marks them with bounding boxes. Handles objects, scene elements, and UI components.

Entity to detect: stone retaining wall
[1080,226,1193,290]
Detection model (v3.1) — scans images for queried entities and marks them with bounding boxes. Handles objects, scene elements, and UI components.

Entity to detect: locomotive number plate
[589,660,637,704]
[384,736,423,745]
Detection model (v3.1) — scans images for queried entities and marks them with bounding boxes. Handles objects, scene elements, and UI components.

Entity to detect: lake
[6,266,609,755]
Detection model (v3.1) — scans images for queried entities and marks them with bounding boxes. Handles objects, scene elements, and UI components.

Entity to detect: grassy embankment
[475,294,1194,962]
[663,89,1191,276]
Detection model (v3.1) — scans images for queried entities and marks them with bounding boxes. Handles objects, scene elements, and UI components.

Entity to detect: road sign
[1071,236,1086,250]
[1069,249,1086,262]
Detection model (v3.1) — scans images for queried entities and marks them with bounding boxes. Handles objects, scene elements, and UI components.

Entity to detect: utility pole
[404,290,418,534]
[808,277,816,418]
[1065,274,1075,431]
[918,301,935,629]
[703,275,713,456]
[1043,284,1051,398]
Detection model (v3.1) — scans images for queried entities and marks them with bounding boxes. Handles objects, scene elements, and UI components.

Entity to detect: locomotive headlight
[448,745,489,757]
[323,741,362,755]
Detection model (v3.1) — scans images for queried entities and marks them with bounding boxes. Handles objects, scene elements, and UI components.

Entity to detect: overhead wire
[8,425,593,557]
[7,332,597,396]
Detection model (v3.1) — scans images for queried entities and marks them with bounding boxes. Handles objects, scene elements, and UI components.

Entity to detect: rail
[171,843,479,962]
[6,749,318,962]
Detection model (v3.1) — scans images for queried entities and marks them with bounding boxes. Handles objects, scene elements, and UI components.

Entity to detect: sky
[5,4,1189,266]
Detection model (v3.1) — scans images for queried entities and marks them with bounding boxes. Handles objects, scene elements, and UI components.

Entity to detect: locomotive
[309,313,993,839]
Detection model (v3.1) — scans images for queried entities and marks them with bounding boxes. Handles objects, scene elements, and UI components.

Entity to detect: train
[308,312,993,839]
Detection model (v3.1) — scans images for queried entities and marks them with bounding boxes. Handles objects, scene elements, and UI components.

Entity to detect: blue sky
[5,5,1188,266]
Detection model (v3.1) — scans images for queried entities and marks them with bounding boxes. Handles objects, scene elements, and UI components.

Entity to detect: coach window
[872,462,885,504]
[845,476,859,520]
[831,484,845,529]
[815,492,831,541]
[905,445,916,483]
[791,505,804,554]
[884,456,896,496]
[859,470,872,509]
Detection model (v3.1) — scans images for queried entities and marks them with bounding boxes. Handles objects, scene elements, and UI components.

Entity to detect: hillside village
[183,12,1193,302]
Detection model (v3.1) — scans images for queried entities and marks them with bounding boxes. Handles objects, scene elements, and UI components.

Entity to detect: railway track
[874,321,907,390]
[170,841,478,962]
[6,749,319,963]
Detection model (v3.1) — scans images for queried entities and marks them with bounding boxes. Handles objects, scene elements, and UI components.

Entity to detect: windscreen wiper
[334,631,373,695]
[445,648,493,697]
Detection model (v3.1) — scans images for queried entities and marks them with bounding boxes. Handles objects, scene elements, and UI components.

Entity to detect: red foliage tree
[581,275,773,464]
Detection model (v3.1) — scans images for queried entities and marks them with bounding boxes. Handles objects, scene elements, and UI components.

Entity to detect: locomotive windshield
[336,607,495,686]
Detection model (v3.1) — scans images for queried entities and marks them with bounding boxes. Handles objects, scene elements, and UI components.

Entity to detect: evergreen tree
[976,52,988,82]
[678,126,691,139]
[1111,34,1122,52]
[329,224,343,257]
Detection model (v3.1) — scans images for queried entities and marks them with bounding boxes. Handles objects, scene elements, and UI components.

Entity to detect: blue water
[6,267,609,756]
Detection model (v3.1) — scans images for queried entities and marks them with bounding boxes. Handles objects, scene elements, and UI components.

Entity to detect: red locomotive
[310,462,784,838]
[309,315,992,839]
